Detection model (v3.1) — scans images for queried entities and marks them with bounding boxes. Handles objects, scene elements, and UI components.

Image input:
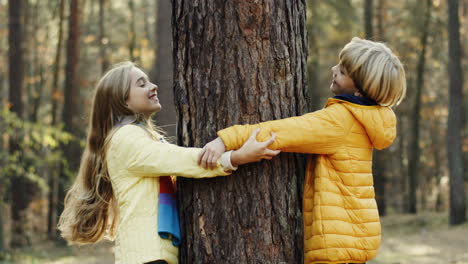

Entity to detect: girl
[58,61,279,264]
[200,37,407,264]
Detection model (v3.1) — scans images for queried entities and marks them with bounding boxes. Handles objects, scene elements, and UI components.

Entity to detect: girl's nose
[151,83,158,91]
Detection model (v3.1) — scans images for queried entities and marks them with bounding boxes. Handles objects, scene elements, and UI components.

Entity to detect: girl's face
[330,63,359,96]
[126,67,161,115]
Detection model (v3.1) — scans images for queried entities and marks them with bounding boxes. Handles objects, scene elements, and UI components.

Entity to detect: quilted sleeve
[217,105,348,154]
[109,125,230,178]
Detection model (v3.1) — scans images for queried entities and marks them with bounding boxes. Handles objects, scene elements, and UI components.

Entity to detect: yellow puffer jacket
[217,98,396,264]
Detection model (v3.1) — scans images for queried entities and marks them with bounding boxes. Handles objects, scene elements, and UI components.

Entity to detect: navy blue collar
[333,94,378,106]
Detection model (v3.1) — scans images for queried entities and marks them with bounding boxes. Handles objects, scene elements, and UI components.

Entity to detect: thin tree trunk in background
[408,0,431,214]
[0,23,5,255]
[376,0,386,39]
[48,0,65,238]
[151,0,176,137]
[8,0,28,248]
[431,121,444,211]
[307,0,322,111]
[143,0,152,44]
[63,0,82,166]
[31,65,44,123]
[0,200,4,254]
[30,0,44,123]
[365,0,387,216]
[58,0,82,238]
[447,0,466,226]
[99,0,109,73]
[174,1,307,262]
[364,0,373,39]
[128,0,136,62]
[51,0,65,126]
[398,117,407,212]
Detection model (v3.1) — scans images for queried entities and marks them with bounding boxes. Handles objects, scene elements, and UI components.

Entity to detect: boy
[199,37,406,264]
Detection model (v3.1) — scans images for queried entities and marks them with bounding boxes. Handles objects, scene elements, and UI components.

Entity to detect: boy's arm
[217,105,347,155]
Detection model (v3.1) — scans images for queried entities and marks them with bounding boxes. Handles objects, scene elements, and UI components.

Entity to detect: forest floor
[1,212,468,264]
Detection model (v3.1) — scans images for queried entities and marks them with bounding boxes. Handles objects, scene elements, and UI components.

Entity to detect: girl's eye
[139,82,146,87]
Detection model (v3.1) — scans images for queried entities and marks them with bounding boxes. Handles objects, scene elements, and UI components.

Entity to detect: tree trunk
[173,1,307,262]
[51,0,65,126]
[63,0,81,160]
[58,0,82,238]
[364,0,373,39]
[128,0,137,62]
[408,0,431,214]
[8,0,27,248]
[0,200,4,255]
[99,0,109,73]
[48,0,65,239]
[151,0,176,137]
[376,0,386,40]
[364,0,387,216]
[307,0,322,111]
[447,0,466,226]
[143,0,152,45]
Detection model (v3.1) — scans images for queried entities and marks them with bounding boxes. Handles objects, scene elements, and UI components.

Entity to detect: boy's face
[330,63,359,96]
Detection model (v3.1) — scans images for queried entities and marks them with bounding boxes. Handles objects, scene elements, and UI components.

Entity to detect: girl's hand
[198,137,226,169]
[230,128,281,167]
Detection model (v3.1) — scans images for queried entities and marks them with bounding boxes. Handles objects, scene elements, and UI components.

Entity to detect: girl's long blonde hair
[58,61,159,244]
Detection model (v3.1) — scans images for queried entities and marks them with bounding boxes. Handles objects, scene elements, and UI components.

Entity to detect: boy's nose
[331,66,337,77]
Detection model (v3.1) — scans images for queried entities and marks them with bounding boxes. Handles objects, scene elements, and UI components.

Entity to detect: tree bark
[63,0,81,133]
[364,0,373,39]
[128,0,137,62]
[58,0,82,237]
[151,0,176,137]
[447,0,466,226]
[99,0,109,73]
[364,0,387,216]
[408,0,431,214]
[8,0,28,248]
[376,0,386,40]
[173,1,307,262]
[51,0,65,126]
[48,0,65,239]
[306,0,322,111]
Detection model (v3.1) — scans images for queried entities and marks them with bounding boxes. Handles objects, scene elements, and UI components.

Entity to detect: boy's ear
[354,91,363,97]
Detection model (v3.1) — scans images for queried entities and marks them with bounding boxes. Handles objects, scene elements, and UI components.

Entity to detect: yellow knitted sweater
[107,124,229,264]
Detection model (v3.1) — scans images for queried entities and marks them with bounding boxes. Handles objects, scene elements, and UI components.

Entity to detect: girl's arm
[109,125,278,178]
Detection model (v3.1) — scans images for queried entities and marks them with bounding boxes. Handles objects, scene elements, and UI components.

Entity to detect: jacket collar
[332,94,378,106]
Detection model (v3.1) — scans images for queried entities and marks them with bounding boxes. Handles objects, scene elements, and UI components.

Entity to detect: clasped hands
[198,128,281,169]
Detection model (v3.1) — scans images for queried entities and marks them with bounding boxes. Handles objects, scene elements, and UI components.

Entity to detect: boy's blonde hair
[339,37,406,107]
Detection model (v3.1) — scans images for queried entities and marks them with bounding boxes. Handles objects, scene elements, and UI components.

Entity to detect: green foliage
[0,106,75,200]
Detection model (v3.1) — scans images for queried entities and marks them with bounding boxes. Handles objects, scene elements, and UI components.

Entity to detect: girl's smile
[126,67,162,114]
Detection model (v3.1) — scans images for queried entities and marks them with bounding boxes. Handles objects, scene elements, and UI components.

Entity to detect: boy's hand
[230,128,281,167]
[198,137,226,169]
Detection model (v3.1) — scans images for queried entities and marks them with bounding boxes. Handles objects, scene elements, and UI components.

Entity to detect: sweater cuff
[219,151,238,171]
